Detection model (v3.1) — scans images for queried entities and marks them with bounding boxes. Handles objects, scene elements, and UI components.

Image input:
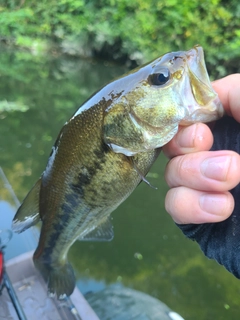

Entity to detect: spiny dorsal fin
[79,216,114,242]
[12,178,41,233]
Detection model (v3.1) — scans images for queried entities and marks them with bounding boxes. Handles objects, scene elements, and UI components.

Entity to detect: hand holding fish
[163,74,240,278]
[164,74,240,223]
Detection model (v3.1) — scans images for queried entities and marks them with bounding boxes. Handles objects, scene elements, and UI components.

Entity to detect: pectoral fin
[79,216,114,242]
[12,178,41,233]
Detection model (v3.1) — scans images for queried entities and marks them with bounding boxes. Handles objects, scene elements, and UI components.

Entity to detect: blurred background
[1,0,240,76]
[1,1,240,319]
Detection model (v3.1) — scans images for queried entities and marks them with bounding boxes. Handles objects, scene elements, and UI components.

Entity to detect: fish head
[103,45,224,156]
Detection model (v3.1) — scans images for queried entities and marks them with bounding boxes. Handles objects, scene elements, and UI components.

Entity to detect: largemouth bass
[12,45,224,299]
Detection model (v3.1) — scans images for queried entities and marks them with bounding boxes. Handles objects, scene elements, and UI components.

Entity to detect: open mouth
[186,46,211,86]
[186,46,217,107]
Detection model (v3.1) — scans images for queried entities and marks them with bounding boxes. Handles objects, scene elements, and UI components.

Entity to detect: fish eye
[149,68,170,86]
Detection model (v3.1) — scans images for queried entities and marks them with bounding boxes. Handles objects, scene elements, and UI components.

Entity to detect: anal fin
[79,216,114,242]
[12,178,41,233]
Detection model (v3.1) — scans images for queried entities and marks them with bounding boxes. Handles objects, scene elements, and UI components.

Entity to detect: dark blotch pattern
[42,140,113,262]
[71,171,91,196]
[65,192,79,209]
[43,222,65,261]
[93,141,110,159]
[61,202,74,215]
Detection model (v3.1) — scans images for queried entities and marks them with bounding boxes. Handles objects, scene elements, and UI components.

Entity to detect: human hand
[163,74,240,224]
[163,74,240,278]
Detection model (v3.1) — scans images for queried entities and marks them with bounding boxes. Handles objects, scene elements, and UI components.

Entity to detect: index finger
[212,74,240,122]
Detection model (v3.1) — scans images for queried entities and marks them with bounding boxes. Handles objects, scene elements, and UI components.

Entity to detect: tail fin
[34,258,76,299]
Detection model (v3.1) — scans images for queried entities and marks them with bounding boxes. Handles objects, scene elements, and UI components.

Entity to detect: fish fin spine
[12,178,41,233]
[78,215,114,242]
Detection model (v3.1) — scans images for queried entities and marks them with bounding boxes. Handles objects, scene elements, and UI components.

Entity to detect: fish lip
[186,45,212,88]
[187,46,224,113]
[179,45,224,124]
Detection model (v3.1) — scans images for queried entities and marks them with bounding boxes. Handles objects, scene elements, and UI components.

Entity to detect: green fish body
[12,46,224,298]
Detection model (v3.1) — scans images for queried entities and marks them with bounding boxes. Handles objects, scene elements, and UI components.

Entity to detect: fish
[12,45,224,299]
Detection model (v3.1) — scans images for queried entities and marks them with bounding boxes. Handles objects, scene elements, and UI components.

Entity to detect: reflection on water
[0,47,240,320]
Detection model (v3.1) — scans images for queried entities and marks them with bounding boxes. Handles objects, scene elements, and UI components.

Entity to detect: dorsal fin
[12,178,41,233]
[78,216,114,242]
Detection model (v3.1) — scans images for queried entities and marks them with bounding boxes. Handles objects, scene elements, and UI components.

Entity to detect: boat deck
[0,251,99,320]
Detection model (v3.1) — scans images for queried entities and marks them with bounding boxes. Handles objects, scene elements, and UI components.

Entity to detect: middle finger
[165,150,240,192]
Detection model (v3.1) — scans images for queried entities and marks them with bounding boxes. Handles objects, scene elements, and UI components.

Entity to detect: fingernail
[199,194,228,215]
[201,156,230,181]
[177,125,197,148]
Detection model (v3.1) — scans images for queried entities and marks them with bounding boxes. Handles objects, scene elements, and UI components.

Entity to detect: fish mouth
[181,45,224,124]
[187,46,215,106]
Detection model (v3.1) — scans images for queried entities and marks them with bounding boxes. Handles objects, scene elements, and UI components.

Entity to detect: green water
[0,47,240,319]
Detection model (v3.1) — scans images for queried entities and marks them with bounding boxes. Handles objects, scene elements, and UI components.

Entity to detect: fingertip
[163,123,213,158]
